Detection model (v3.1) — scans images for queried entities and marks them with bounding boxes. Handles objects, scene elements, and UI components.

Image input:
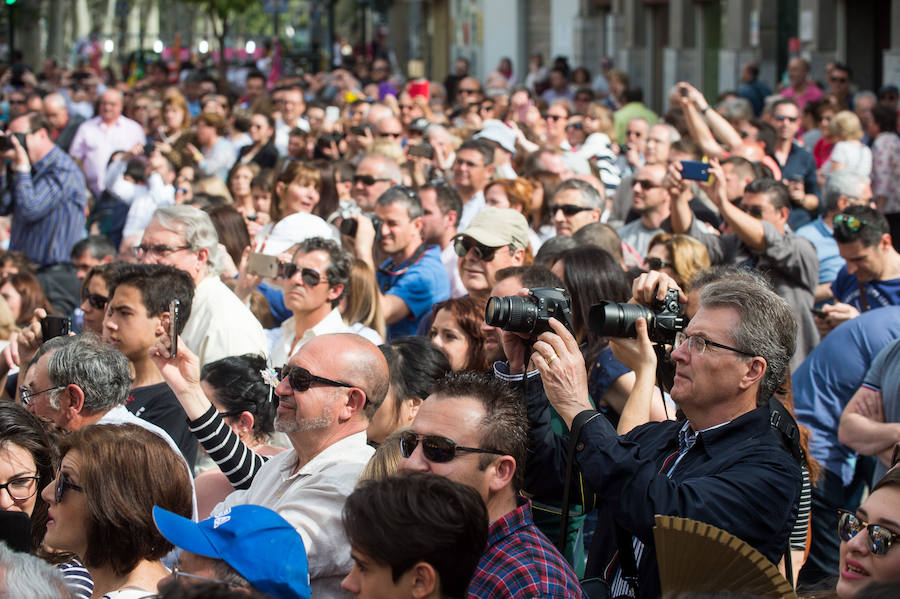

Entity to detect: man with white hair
[69,88,146,197]
[426,123,457,171]
[42,92,84,152]
[138,205,267,366]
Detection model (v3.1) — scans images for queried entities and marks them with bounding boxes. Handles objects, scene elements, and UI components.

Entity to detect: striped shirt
[190,405,268,490]
[0,146,87,265]
[58,558,93,599]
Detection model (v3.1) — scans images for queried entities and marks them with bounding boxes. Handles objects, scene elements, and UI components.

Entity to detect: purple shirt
[68,115,146,197]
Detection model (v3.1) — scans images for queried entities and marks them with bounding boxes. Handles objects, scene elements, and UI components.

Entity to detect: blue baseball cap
[153,504,311,599]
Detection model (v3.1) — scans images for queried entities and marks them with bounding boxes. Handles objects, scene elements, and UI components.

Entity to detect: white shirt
[214,431,374,598]
[274,116,310,156]
[441,243,468,299]
[181,276,268,367]
[458,189,486,231]
[268,307,350,367]
[121,173,175,239]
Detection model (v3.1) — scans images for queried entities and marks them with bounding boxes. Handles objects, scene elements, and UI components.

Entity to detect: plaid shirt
[467,498,586,598]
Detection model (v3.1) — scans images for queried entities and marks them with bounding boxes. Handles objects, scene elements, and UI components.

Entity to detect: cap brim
[153,506,220,560]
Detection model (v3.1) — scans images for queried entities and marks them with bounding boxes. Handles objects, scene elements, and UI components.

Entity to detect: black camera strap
[378,243,428,292]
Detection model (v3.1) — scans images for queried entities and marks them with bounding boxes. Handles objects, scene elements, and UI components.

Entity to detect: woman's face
[230,167,253,199]
[646,244,680,285]
[367,387,398,445]
[485,185,512,210]
[249,115,272,144]
[252,187,272,215]
[279,180,320,215]
[80,275,110,335]
[0,282,22,322]
[836,485,900,598]
[429,308,472,371]
[0,442,40,516]
[41,450,89,559]
[163,103,186,130]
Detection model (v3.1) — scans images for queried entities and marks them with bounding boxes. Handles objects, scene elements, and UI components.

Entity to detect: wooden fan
[653,515,797,599]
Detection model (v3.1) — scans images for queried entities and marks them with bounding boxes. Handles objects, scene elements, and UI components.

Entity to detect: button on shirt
[0,146,87,265]
[68,115,146,197]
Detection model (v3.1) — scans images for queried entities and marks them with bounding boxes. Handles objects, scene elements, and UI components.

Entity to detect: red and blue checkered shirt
[467,498,587,598]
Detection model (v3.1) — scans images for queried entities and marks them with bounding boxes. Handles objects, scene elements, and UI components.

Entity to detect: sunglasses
[54,469,84,504]
[353,174,392,186]
[551,203,593,216]
[838,510,898,556]
[279,364,361,397]
[740,205,764,219]
[453,237,505,261]
[81,291,109,311]
[379,131,403,139]
[830,77,848,83]
[774,115,799,123]
[280,263,327,286]
[833,214,885,235]
[458,88,479,95]
[566,122,584,130]
[545,114,565,122]
[635,180,660,191]
[646,257,673,271]
[399,430,505,463]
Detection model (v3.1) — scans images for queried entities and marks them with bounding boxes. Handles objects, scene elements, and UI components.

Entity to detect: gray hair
[652,122,681,144]
[359,154,403,185]
[718,97,754,123]
[699,277,797,405]
[822,170,868,214]
[43,92,68,112]
[0,542,74,599]
[376,185,424,219]
[152,205,223,275]
[552,179,604,210]
[36,334,132,414]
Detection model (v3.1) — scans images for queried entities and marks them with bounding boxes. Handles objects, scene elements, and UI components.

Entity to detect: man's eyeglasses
[54,469,84,504]
[280,263,328,287]
[833,214,885,235]
[132,244,192,259]
[353,174,392,186]
[545,114,565,122]
[646,257,673,271]
[740,205,764,219]
[838,510,898,556]
[0,475,40,501]
[453,237,505,262]
[830,77,849,84]
[458,88,479,96]
[172,564,244,588]
[279,364,360,397]
[635,180,660,191]
[81,291,109,311]
[378,131,403,139]
[774,115,799,123]
[673,332,756,358]
[20,385,64,406]
[399,430,505,463]
[550,203,593,217]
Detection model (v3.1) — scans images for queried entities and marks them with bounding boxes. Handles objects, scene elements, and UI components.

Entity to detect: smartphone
[168,299,180,358]
[680,160,710,182]
[679,86,688,97]
[407,143,434,159]
[0,511,31,552]
[40,315,71,341]
[325,105,341,124]
[247,252,280,278]
[810,307,828,318]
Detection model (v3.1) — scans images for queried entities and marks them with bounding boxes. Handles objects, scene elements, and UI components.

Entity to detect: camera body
[485,287,575,338]
[589,288,687,344]
[338,212,383,242]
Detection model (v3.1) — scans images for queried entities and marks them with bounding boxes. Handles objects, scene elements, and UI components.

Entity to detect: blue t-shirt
[831,267,900,311]
[793,306,900,485]
[796,217,844,284]
[377,245,450,340]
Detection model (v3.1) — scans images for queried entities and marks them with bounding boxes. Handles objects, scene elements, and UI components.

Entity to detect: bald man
[42,92,84,153]
[69,89,146,197]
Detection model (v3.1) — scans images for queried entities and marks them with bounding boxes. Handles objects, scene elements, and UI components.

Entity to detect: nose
[40,478,56,504]
[399,443,430,474]
[274,377,291,397]
[670,340,689,364]
[341,568,360,593]
[845,261,858,276]
[845,526,870,555]
[0,487,16,509]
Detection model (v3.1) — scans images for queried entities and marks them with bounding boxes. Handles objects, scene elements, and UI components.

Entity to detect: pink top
[68,115,146,197]
[781,82,824,110]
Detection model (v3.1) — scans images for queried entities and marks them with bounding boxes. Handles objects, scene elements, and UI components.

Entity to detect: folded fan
[653,514,797,599]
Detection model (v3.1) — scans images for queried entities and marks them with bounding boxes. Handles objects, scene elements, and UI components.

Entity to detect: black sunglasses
[280,263,327,286]
[838,510,898,556]
[646,257,673,271]
[551,203,593,217]
[353,174,392,186]
[399,430,505,463]
[55,469,84,504]
[453,237,505,261]
[81,291,109,311]
[740,205,764,219]
[635,180,660,191]
[279,365,366,402]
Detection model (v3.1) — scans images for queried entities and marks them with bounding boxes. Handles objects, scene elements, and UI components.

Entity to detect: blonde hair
[585,102,616,139]
[192,176,234,204]
[828,110,864,141]
[161,89,191,133]
[484,178,535,215]
[342,259,386,339]
[359,429,404,482]
[0,295,19,339]
[647,233,711,289]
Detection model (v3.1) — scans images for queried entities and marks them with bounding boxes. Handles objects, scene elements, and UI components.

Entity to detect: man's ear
[327,283,345,303]
[487,455,516,494]
[445,209,459,229]
[511,247,525,266]
[339,387,368,421]
[62,384,85,417]
[408,562,438,599]
[739,356,767,392]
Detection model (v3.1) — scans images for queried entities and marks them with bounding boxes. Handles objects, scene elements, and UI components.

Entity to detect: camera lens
[339,218,358,238]
[485,296,538,335]
[588,301,655,338]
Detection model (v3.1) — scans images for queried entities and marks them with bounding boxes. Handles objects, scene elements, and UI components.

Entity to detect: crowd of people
[0,43,899,599]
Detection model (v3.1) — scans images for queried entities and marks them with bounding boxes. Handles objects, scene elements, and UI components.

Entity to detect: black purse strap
[558,409,601,552]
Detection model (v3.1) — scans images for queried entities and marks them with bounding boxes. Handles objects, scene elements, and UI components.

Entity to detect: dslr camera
[484,287,575,338]
[338,212,383,241]
[588,288,687,344]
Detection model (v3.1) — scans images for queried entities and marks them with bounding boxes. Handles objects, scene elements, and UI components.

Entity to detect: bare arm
[838,386,900,456]
[381,294,411,324]
[700,159,766,251]
[666,162,695,235]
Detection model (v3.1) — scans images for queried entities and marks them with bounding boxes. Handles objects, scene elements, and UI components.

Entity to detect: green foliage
[183,0,256,20]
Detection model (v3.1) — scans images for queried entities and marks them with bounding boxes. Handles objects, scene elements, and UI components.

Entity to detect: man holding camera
[502,274,801,598]
[0,113,86,267]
